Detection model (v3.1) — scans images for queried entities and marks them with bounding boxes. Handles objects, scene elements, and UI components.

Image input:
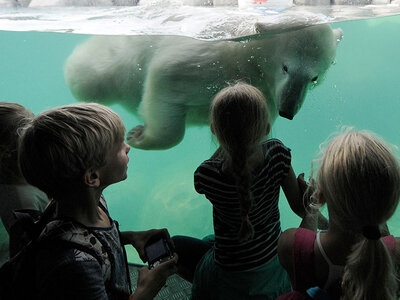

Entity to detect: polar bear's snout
[277,76,308,120]
[279,111,294,120]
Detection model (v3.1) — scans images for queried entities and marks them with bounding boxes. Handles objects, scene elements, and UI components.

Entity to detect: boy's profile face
[98,139,131,187]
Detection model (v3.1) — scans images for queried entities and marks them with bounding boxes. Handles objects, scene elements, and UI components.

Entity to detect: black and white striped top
[194,139,291,271]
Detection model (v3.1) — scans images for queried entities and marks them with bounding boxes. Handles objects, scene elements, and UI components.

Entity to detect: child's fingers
[150,228,172,242]
[297,173,308,193]
[155,253,178,277]
[158,228,175,250]
[138,265,150,278]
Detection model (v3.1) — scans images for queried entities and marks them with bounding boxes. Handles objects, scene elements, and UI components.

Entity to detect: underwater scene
[0,1,400,264]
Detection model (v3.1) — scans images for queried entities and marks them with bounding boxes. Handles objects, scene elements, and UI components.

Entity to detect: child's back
[194,138,291,271]
[278,130,400,300]
[174,82,306,300]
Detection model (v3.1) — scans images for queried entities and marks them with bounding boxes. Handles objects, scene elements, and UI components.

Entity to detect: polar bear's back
[64,35,159,104]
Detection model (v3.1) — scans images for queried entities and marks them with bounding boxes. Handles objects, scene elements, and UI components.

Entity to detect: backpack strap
[99,195,109,215]
[9,200,57,257]
[293,228,318,291]
[39,220,112,284]
[114,219,133,294]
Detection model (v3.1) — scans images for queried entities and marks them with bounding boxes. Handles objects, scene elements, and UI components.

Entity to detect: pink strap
[292,231,396,295]
[293,228,317,291]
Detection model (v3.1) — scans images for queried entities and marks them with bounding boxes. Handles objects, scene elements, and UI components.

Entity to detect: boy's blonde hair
[0,102,34,184]
[314,130,400,300]
[210,82,269,241]
[19,103,125,198]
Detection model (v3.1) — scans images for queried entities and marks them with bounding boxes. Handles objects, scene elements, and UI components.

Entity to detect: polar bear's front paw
[127,125,145,145]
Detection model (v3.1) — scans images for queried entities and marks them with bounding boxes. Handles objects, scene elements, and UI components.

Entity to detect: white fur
[27,0,138,6]
[65,24,343,149]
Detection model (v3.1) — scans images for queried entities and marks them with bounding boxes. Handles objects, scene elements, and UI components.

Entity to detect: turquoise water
[0,14,399,263]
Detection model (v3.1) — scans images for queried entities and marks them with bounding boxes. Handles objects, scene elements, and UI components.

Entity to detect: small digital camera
[144,237,174,269]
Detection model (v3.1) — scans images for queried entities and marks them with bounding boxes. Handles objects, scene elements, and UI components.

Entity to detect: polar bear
[64,24,343,150]
[22,0,138,6]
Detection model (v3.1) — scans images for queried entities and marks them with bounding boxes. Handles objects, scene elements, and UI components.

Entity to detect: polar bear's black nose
[279,111,294,120]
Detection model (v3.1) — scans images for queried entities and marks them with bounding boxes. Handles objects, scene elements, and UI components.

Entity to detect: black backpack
[0,201,112,300]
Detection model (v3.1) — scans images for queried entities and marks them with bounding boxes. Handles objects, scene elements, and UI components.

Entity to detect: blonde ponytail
[314,129,400,299]
[341,238,397,300]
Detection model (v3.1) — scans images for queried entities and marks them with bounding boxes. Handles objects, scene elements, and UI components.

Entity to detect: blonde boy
[19,103,177,300]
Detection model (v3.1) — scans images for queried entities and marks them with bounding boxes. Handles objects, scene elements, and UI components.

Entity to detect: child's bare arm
[299,212,319,231]
[277,228,297,287]
[296,173,329,230]
[281,166,306,218]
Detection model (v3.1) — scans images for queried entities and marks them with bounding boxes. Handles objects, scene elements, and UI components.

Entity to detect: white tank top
[316,231,345,290]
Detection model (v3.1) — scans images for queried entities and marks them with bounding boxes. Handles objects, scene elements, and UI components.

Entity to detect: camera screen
[146,239,168,262]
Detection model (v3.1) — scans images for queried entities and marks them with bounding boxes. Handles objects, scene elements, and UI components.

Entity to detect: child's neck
[56,189,110,228]
[319,219,359,265]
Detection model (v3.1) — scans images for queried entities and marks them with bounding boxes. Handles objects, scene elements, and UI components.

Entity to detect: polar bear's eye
[311,76,318,83]
[282,65,288,73]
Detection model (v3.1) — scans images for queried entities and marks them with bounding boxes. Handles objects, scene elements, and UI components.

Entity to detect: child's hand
[130,253,178,300]
[297,173,308,194]
[122,228,175,262]
[297,173,316,207]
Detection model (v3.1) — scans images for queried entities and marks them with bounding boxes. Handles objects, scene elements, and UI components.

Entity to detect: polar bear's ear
[254,22,276,34]
[333,28,344,44]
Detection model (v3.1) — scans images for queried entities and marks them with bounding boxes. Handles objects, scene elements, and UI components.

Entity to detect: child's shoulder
[278,228,317,272]
[195,158,223,174]
[278,228,317,255]
[262,138,291,159]
[278,228,298,272]
[262,138,288,148]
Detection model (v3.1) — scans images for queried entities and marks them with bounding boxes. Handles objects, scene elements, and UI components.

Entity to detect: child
[18,103,178,300]
[173,82,307,299]
[0,102,48,265]
[277,129,400,300]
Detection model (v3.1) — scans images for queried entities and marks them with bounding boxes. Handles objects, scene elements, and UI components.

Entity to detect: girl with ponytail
[172,82,307,299]
[277,129,400,300]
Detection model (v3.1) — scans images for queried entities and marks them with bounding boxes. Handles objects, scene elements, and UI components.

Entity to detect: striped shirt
[194,139,291,271]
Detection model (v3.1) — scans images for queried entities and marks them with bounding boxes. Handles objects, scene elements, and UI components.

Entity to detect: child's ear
[83,170,100,188]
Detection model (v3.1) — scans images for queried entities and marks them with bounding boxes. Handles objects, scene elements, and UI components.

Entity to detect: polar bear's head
[257,23,343,120]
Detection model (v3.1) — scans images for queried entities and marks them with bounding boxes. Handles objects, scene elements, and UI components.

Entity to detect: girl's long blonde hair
[210,82,269,241]
[314,130,400,299]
